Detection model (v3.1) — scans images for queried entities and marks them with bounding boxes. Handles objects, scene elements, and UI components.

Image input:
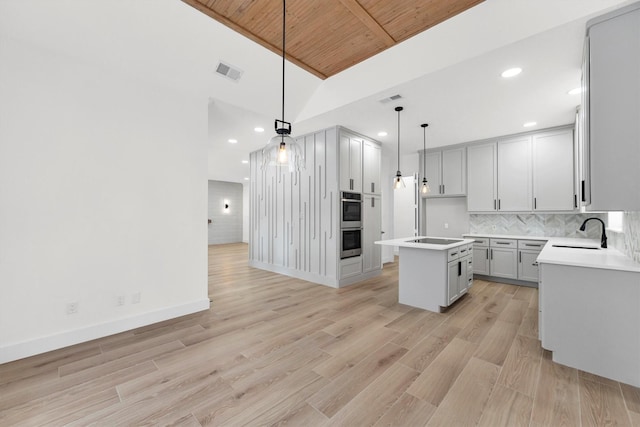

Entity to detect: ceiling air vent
[379,94,402,104]
[215,61,243,82]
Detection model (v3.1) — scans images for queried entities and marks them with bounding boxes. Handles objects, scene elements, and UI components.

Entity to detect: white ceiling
[0,0,635,184]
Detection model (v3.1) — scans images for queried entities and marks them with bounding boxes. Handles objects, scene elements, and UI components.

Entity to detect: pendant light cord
[397,108,401,171]
[281,0,286,125]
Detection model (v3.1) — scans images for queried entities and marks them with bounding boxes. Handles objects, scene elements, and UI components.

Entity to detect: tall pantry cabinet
[249,126,382,288]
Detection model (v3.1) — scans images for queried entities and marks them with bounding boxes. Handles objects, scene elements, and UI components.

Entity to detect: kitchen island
[376,236,475,312]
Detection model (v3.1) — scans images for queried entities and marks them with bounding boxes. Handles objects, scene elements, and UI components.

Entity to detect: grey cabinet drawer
[490,238,517,248]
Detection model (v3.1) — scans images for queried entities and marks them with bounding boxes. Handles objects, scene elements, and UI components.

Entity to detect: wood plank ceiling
[182,0,485,79]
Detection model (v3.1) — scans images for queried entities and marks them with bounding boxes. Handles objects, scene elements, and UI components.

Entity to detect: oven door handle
[341,199,363,203]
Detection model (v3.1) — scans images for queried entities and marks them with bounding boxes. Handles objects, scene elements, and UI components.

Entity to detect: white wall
[0,36,209,363]
[423,197,470,238]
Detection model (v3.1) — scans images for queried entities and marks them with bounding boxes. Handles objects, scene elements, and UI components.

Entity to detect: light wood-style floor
[2,242,640,426]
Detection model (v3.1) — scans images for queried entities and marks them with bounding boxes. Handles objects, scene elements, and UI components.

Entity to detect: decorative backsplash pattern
[469,213,608,239]
[620,212,640,263]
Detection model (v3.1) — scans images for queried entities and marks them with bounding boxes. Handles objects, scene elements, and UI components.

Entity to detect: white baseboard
[0,298,210,364]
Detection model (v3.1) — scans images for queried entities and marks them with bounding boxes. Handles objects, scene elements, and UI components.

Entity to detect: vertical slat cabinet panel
[314,131,326,275]
[308,134,320,275]
[324,128,338,279]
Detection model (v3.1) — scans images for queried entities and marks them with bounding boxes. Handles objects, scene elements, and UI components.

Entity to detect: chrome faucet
[579,217,607,248]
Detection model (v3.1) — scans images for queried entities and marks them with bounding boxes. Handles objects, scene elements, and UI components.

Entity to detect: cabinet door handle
[490,249,493,260]
[525,244,541,247]
[371,182,375,193]
[495,242,510,245]
[574,194,578,208]
[519,252,522,263]
[486,248,489,259]
[581,180,586,202]
[494,199,497,210]
[532,262,538,266]
[350,178,354,190]
[498,199,501,210]
[371,198,374,208]
[458,261,462,276]
[534,197,537,209]
[442,184,445,194]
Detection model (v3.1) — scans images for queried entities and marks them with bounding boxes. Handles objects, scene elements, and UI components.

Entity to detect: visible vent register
[379,94,402,104]
[215,61,243,82]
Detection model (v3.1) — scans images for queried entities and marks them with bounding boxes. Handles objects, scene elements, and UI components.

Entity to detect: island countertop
[375,236,475,251]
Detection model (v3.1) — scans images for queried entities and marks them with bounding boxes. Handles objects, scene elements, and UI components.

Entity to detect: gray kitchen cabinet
[467,136,531,212]
[532,128,576,211]
[471,237,490,275]
[421,147,466,197]
[497,136,532,212]
[362,140,381,194]
[517,240,546,282]
[489,238,518,279]
[467,142,497,211]
[584,3,640,211]
[339,133,362,192]
[448,251,471,305]
[362,195,382,273]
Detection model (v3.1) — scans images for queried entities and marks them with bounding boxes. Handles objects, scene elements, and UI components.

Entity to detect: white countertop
[375,236,475,251]
[537,237,640,273]
[463,233,549,241]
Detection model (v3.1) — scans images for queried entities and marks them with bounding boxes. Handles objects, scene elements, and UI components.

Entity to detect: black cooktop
[407,238,464,245]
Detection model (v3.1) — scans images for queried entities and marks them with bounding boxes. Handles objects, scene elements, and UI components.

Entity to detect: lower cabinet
[448,254,472,305]
[362,195,382,273]
[471,237,490,275]
[489,239,518,279]
[466,235,547,285]
[517,240,545,282]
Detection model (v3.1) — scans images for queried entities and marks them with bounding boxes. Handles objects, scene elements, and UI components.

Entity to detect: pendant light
[393,106,405,190]
[261,0,304,172]
[420,123,431,197]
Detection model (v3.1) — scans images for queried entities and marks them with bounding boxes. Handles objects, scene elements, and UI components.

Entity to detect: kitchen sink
[552,244,600,250]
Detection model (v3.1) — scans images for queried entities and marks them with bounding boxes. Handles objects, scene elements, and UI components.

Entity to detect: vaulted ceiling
[182,0,485,79]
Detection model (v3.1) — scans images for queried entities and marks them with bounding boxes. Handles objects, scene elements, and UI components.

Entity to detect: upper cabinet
[497,136,532,212]
[339,133,362,192]
[583,4,640,211]
[467,142,497,212]
[467,127,575,213]
[362,140,381,194]
[532,128,576,211]
[467,137,532,212]
[421,147,466,197]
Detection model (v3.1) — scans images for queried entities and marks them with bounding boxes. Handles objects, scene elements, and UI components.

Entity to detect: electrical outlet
[444,223,449,229]
[66,302,78,315]
[492,225,497,231]
[117,295,125,306]
[132,292,141,304]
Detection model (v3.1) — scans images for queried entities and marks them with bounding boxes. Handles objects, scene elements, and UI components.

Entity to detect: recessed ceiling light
[568,87,582,95]
[228,139,238,144]
[254,127,264,133]
[241,160,249,164]
[244,177,249,181]
[501,67,522,78]
[378,131,387,137]
[523,121,537,128]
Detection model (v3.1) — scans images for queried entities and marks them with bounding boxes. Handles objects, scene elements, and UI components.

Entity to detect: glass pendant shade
[420,178,431,197]
[393,171,405,189]
[261,133,303,173]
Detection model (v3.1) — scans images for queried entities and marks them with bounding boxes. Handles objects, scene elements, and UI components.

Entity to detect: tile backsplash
[611,212,640,263]
[469,213,607,239]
